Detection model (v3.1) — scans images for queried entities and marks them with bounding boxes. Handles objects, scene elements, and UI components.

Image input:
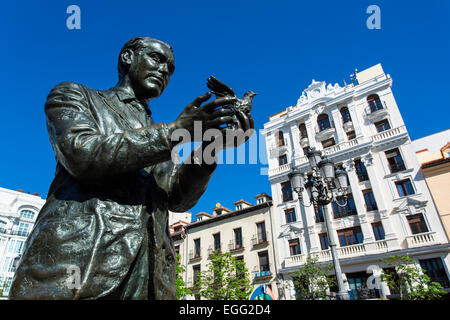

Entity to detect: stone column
[304,115,317,151]
[330,106,346,144]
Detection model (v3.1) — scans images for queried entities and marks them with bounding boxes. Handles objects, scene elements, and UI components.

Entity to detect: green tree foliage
[195,251,253,300]
[380,255,447,300]
[292,256,336,300]
[176,253,192,300]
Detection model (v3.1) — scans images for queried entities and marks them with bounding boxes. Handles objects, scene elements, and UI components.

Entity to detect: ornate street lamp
[289,147,350,300]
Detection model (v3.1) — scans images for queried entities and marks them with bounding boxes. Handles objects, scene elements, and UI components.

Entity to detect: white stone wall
[263,65,450,299]
[0,187,45,297]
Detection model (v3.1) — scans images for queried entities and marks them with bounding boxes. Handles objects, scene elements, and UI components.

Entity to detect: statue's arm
[153,147,217,212]
[45,82,174,180]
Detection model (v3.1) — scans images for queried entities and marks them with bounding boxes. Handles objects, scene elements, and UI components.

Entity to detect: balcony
[315,121,336,141]
[268,162,291,176]
[365,100,389,122]
[371,125,407,143]
[300,136,310,148]
[269,138,289,157]
[9,230,30,237]
[252,266,272,280]
[333,209,358,219]
[322,136,365,157]
[189,250,202,262]
[228,239,245,253]
[406,232,438,249]
[208,246,222,258]
[251,235,269,247]
[388,162,406,174]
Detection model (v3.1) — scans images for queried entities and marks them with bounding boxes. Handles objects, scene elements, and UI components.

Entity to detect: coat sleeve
[45,82,174,180]
[152,155,217,213]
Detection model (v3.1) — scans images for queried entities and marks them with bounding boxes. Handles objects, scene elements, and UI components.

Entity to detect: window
[12,222,30,237]
[346,271,380,300]
[419,258,450,288]
[354,159,369,182]
[340,107,352,123]
[395,179,415,197]
[374,119,391,133]
[317,114,331,131]
[277,131,285,147]
[256,198,264,204]
[363,189,378,211]
[319,233,329,250]
[174,245,180,254]
[346,130,356,140]
[213,233,221,251]
[288,238,301,256]
[385,148,406,173]
[322,138,335,149]
[299,123,308,139]
[193,265,201,286]
[407,213,429,234]
[284,208,296,223]
[256,222,267,243]
[372,222,385,241]
[234,228,243,249]
[315,206,325,223]
[19,210,35,220]
[367,94,383,112]
[332,194,357,218]
[281,181,293,202]
[8,239,24,254]
[2,257,12,272]
[258,251,270,272]
[337,226,363,247]
[194,238,201,258]
[236,204,242,211]
[278,154,288,166]
[235,256,246,279]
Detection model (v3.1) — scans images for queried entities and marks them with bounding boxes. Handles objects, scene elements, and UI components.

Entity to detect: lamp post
[289,148,350,300]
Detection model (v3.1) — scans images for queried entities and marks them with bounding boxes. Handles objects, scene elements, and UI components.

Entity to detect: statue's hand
[168,92,237,141]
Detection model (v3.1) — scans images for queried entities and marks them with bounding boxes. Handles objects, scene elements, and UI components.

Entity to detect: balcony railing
[333,209,358,219]
[388,162,406,174]
[371,125,407,143]
[189,250,201,261]
[228,239,245,252]
[9,230,30,237]
[251,235,269,247]
[252,265,272,280]
[268,162,291,176]
[406,232,437,248]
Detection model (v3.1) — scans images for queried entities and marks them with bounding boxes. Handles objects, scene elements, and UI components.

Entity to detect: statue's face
[128,39,175,99]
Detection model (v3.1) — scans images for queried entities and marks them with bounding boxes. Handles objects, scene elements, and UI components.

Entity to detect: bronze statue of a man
[9,37,254,299]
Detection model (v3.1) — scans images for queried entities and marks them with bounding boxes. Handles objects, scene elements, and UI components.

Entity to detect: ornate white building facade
[0,187,45,298]
[262,64,450,299]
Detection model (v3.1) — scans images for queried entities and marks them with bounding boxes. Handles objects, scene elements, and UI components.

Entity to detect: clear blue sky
[1,0,449,218]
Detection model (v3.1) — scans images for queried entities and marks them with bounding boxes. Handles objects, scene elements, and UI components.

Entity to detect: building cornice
[185,201,272,230]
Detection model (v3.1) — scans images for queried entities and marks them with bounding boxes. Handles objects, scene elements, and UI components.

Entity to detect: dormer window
[257,198,265,204]
[236,204,242,211]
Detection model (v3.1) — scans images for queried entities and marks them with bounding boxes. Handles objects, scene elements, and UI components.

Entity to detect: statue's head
[118,37,175,99]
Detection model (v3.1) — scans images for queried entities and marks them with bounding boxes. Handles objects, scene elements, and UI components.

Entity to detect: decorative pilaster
[331,107,346,144]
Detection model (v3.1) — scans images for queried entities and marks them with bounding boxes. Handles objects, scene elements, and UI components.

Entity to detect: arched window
[340,107,352,124]
[317,114,331,131]
[299,123,308,139]
[367,94,383,112]
[20,209,35,220]
[276,131,285,147]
